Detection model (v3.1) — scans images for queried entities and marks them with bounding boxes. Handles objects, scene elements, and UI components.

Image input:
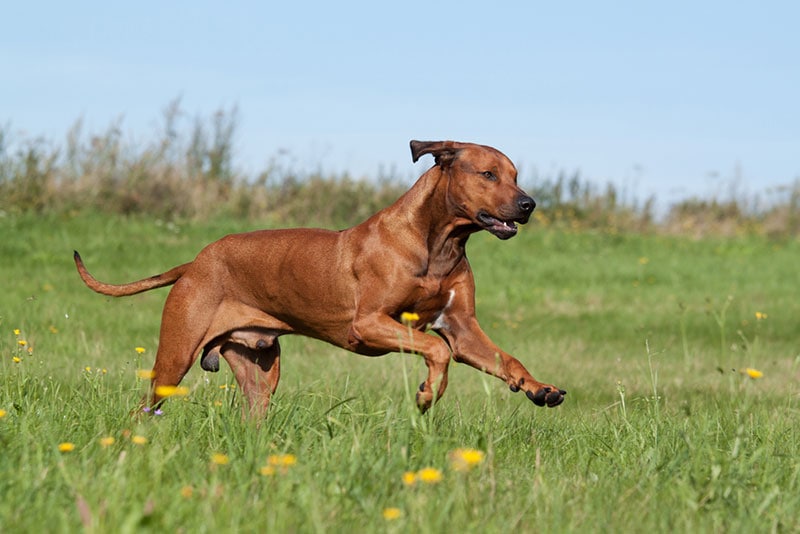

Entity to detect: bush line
[2,101,798,236]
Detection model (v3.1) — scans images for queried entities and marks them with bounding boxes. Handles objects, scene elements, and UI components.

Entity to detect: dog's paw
[510,378,566,407]
[525,386,567,407]
[415,382,432,413]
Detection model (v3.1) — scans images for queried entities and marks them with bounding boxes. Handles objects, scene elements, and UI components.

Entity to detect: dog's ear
[410,140,460,167]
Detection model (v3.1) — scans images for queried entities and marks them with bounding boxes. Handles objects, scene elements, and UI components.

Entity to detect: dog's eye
[482,171,496,181]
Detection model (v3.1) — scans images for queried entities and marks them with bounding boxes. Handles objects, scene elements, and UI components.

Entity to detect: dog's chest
[406,277,456,327]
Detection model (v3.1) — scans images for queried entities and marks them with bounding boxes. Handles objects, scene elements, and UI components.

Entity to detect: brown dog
[75,140,566,416]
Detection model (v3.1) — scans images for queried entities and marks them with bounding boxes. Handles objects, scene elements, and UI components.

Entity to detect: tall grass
[1,213,798,531]
[2,102,798,235]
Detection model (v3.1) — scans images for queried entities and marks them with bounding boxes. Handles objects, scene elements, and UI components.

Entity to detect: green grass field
[1,212,798,532]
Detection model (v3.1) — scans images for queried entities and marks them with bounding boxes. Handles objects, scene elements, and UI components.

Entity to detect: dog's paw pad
[526,386,566,407]
[526,389,547,406]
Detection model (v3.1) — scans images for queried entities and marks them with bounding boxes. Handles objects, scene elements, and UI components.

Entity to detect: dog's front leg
[443,314,566,407]
[349,314,452,412]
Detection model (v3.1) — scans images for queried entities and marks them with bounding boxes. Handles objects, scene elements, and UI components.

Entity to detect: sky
[2,1,798,209]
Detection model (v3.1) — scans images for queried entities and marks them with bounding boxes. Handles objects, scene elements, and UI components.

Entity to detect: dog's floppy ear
[410,140,460,167]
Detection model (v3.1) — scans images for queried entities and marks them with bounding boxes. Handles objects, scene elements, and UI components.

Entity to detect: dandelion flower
[84,366,92,373]
[400,311,420,324]
[13,329,21,335]
[267,454,297,467]
[12,356,21,364]
[0,409,7,419]
[211,453,230,465]
[49,325,59,334]
[402,471,416,486]
[154,385,189,397]
[131,435,147,445]
[382,507,403,520]
[17,340,27,347]
[449,448,485,472]
[180,486,194,498]
[743,368,764,379]
[99,436,115,447]
[416,467,443,484]
[136,369,156,379]
[262,454,296,475]
[755,312,767,320]
[135,347,146,354]
[259,465,276,476]
[58,442,75,452]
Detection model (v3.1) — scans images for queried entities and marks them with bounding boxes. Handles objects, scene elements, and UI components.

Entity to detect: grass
[1,211,799,532]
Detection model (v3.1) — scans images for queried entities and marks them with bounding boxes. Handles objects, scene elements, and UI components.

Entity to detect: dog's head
[410,140,535,239]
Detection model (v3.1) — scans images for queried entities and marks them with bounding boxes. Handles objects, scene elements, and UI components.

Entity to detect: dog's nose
[518,195,536,214]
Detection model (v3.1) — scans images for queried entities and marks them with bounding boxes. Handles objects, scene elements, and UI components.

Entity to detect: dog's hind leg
[146,280,219,410]
[220,338,281,418]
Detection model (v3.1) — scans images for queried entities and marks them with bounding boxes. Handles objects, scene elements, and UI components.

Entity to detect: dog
[75,140,566,416]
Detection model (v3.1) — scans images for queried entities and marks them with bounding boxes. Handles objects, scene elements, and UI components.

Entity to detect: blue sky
[3,1,798,207]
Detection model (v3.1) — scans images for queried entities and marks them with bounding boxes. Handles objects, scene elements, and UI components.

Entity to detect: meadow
[1,210,798,533]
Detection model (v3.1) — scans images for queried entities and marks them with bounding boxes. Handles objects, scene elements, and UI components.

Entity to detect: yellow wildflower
[382,507,403,520]
[136,369,156,379]
[400,311,420,324]
[131,435,147,445]
[211,453,230,465]
[12,356,21,364]
[755,312,767,320]
[17,340,27,347]
[58,442,75,453]
[180,486,194,498]
[638,257,649,265]
[13,329,21,335]
[154,385,189,397]
[402,471,416,486]
[49,325,59,334]
[259,465,276,476]
[84,366,92,373]
[99,436,115,447]
[449,448,485,472]
[0,409,7,418]
[135,347,146,354]
[261,454,296,475]
[268,454,297,467]
[743,368,764,379]
[416,467,443,484]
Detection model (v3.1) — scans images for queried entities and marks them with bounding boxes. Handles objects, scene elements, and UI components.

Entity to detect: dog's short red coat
[75,140,565,416]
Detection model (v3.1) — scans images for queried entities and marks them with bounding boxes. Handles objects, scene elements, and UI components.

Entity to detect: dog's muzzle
[478,195,536,240]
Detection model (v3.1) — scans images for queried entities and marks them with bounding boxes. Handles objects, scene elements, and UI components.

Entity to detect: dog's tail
[74,251,190,297]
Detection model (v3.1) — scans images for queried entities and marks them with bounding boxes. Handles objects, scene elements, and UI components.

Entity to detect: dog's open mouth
[477,211,520,240]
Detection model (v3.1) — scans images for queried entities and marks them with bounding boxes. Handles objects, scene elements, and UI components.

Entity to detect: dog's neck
[380,166,477,272]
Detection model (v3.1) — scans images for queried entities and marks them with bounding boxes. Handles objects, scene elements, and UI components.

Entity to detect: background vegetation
[2,101,799,235]
[1,106,798,532]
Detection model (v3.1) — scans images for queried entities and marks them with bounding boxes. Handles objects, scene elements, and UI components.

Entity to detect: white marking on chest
[430,289,455,330]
